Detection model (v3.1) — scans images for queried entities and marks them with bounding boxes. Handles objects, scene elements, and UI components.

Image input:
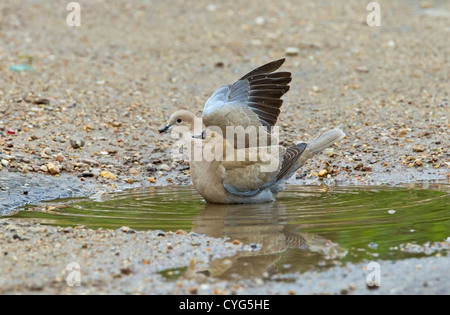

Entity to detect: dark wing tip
[239,58,287,81]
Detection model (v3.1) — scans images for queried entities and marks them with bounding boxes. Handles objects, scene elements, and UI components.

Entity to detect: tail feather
[306,129,345,156]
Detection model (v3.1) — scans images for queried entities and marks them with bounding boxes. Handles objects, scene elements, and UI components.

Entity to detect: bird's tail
[294,129,345,170]
[305,129,345,156]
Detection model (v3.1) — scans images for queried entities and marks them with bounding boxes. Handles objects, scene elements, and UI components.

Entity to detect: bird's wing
[276,143,307,182]
[219,145,286,197]
[203,59,291,129]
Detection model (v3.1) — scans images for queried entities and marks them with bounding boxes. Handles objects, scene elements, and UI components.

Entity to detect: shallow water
[11,183,450,279]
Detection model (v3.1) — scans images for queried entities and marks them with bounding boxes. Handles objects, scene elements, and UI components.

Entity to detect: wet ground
[2,183,449,294]
[0,0,449,294]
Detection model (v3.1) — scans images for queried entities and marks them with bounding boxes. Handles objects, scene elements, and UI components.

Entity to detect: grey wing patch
[223,183,262,197]
[227,59,292,128]
[276,143,307,182]
[223,175,278,198]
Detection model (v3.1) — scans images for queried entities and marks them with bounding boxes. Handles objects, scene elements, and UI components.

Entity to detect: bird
[160,59,291,148]
[159,59,345,204]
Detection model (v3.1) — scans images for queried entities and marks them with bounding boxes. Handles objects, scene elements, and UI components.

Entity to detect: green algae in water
[10,184,450,278]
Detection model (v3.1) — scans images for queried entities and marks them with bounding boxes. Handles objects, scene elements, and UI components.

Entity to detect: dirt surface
[0,0,448,192]
[0,0,449,294]
[1,219,448,295]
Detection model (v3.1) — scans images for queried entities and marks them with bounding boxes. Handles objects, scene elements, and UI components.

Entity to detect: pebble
[1,159,9,167]
[255,16,265,25]
[40,165,48,173]
[285,47,300,56]
[46,163,60,175]
[70,139,85,149]
[100,171,116,180]
[388,210,396,214]
[130,168,139,175]
[55,154,64,163]
[158,164,170,171]
[54,136,66,143]
[318,169,328,177]
[386,40,396,48]
[356,66,370,73]
[368,242,379,249]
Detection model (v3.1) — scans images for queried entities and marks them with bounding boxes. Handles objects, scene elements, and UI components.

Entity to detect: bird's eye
[176,118,183,124]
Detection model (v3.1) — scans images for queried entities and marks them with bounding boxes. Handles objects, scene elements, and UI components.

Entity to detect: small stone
[255,16,265,25]
[414,159,423,167]
[121,226,133,233]
[7,129,16,135]
[148,177,157,183]
[325,148,335,157]
[356,66,370,73]
[354,163,364,170]
[81,159,100,167]
[1,159,9,167]
[232,240,241,245]
[146,164,158,172]
[130,168,139,175]
[206,4,216,11]
[47,162,60,175]
[386,40,396,48]
[43,147,52,155]
[251,39,262,46]
[285,47,299,56]
[318,169,328,177]
[368,242,378,249]
[158,164,170,171]
[54,136,66,143]
[188,287,198,295]
[40,165,48,173]
[70,139,85,149]
[388,209,396,214]
[55,154,64,163]
[362,166,373,172]
[413,147,425,152]
[100,171,116,180]
[126,178,134,184]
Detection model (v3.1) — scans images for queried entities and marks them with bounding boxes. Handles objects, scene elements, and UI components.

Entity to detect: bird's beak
[158,124,172,134]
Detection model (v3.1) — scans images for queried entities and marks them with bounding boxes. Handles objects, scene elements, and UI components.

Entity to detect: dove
[159,59,344,204]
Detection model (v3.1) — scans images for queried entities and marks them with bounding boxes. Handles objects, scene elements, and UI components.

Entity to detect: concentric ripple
[10,183,450,277]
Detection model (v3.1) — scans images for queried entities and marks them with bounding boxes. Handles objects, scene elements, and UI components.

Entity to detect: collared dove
[159,59,345,204]
[160,111,344,204]
[161,59,291,147]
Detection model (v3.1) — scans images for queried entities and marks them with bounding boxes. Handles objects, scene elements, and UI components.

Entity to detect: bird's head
[159,110,198,134]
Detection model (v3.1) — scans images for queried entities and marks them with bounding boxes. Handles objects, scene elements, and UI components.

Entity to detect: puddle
[9,184,450,279]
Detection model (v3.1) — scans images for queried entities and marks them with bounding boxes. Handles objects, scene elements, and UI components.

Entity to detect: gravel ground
[1,219,448,295]
[0,0,448,188]
[0,0,449,294]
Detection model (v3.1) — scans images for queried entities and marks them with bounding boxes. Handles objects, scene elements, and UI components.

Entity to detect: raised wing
[203,59,291,129]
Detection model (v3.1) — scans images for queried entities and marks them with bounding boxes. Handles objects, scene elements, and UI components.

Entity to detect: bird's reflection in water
[189,202,347,280]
